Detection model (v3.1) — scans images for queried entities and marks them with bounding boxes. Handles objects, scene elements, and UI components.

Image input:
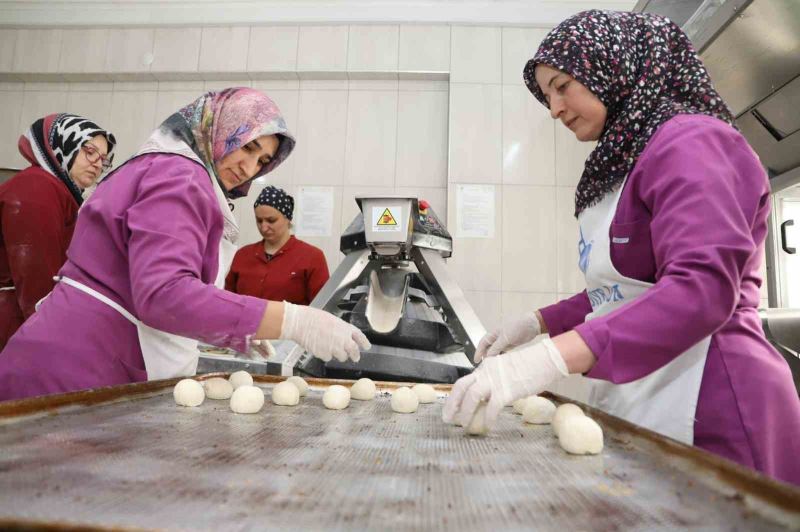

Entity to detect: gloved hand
[474,311,541,363]
[279,302,371,363]
[443,338,568,431]
[249,339,276,360]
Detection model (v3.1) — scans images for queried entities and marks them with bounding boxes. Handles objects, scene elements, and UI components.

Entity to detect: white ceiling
[0,0,638,27]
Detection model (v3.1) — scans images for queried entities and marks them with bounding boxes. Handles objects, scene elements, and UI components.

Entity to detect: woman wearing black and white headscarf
[225,185,329,305]
[0,113,115,350]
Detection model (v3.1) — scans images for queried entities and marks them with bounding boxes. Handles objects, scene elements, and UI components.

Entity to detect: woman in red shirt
[0,113,115,350]
[226,186,329,305]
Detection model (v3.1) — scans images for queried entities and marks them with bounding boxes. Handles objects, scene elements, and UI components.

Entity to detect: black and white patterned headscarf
[18,113,116,205]
[523,10,735,217]
[254,185,294,220]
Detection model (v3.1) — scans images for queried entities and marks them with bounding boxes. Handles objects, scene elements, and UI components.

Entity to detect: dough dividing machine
[199,196,486,383]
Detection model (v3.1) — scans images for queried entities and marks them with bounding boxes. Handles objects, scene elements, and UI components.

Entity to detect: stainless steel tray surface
[0,376,797,531]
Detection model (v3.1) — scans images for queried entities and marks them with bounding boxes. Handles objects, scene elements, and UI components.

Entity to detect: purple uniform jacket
[540,115,800,485]
[0,154,267,399]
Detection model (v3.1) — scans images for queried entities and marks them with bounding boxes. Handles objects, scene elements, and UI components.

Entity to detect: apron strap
[56,276,140,325]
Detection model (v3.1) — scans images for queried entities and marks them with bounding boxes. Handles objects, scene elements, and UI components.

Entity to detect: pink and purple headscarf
[160,87,295,198]
[523,10,735,217]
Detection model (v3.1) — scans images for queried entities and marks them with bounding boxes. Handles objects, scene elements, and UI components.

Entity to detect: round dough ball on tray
[286,376,309,397]
[272,381,300,406]
[174,379,205,407]
[552,403,585,437]
[521,396,557,425]
[411,383,437,404]
[512,396,537,415]
[465,402,489,436]
[350,378,376,401]
[323,385,351,410]
[229,370,253,390]
[203,377,233,400]
[230,385,265,414]
[391,387,419,413]
[559,415,604,455]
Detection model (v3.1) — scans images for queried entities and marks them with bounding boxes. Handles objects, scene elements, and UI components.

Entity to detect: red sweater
[225,236,329,305]
[0,166,79,350]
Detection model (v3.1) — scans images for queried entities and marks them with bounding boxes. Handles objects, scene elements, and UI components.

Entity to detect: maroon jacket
[225,236,329,305]
[0,166,79,350]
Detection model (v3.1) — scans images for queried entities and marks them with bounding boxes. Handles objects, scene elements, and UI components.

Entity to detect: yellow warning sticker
[377,208,397,226]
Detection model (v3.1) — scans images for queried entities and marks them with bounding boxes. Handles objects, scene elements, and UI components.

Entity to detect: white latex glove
[249,339,276,360]
[442,338,568,431]
[474,310,541,363]
[279,302,371,363]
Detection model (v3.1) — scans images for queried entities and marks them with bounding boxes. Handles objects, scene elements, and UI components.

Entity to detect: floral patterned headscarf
[158,87,295,198]
[523,10,735,217]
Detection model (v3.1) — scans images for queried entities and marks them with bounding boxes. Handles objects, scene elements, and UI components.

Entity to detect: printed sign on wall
[456,184,495,238]
[295,186,334,237]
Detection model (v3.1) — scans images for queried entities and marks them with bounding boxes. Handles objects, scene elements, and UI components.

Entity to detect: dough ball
[350,378,376,401]
[552,403,585,437]
[286,376,309,397]
[173,379,205,407]
[411,383,437,404]
[466,402,489,436]
[390,387,419,413]
[522,396,556,425]
[323,385,351,410]
[230,385,265,414]
[558,415,604,455]
[203,377,233,400]
[512,396,533,415]
[272,381,300,406]
[229,370,253,390]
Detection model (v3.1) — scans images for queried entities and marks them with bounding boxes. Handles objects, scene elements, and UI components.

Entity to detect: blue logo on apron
[588,284,625,308]
[578,227,592,273]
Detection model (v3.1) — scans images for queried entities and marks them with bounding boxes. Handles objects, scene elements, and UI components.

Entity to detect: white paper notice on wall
[456,184,495,238]
[295,186,334,237]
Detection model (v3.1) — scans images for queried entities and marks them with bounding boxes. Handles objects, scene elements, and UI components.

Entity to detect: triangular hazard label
[377,208,398,226]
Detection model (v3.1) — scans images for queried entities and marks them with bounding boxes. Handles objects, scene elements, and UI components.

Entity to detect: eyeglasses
[81,143,114,172]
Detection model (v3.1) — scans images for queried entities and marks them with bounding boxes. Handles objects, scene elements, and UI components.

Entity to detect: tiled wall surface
[0,23,770,335]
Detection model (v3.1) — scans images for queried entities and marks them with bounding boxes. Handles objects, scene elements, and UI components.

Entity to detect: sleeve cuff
[229,296,268,353]
[539,303,566,337]
[575,320,612,381]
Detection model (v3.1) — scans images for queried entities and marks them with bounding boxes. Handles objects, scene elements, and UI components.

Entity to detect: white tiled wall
[247,27,299,75]
[12,29,63,75]
[104,29,154,77]
[1,22,766,333]
[59,29,110,79]
[398,25,450,73]
[199,27,250,74]
[445,23,584,332]
[347,26,399,73]
[297,26,349,73]
[151,28,202,76]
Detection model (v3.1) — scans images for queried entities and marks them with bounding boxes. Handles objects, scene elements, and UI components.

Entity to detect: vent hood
[635,0,800,178]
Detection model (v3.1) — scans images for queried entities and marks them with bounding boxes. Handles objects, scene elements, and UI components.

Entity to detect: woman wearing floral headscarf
[0,88,369,400]
[443,11,800,484]
[225,185,329,305]
[0,113,115,350]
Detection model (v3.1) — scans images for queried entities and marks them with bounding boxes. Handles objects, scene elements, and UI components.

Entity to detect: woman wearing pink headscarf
[0,88,369,401]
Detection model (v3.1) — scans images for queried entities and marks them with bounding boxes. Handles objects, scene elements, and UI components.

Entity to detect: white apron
[56,151,240,381]
[577,179,711,445]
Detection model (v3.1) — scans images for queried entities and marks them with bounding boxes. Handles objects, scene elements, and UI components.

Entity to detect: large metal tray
[0,375,798,531]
